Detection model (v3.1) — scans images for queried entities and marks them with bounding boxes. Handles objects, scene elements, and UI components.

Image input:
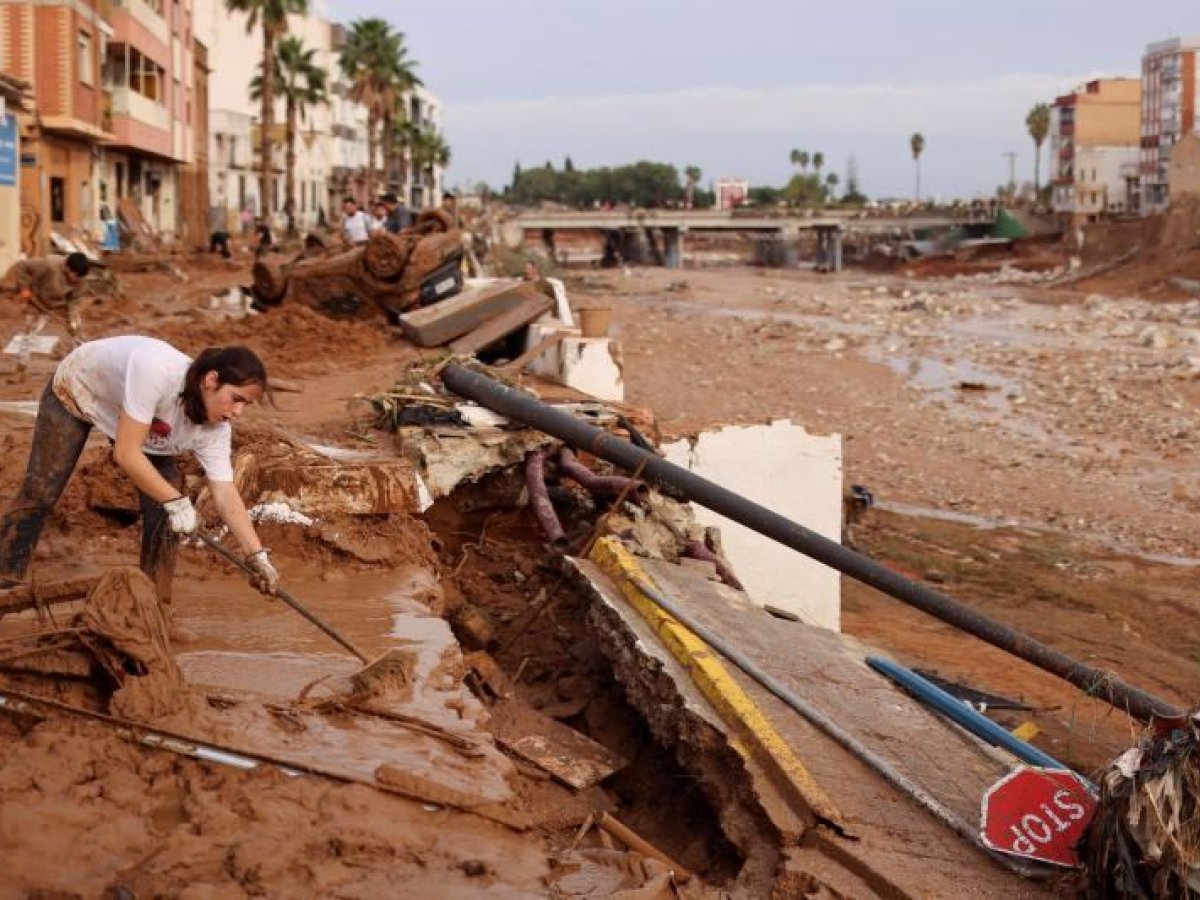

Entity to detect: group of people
[340,192,415,247]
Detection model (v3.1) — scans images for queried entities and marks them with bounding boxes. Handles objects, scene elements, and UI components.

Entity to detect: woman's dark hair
[180,346,268,424]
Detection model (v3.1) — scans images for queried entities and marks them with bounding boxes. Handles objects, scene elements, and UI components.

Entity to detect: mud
[1,238,1197,896]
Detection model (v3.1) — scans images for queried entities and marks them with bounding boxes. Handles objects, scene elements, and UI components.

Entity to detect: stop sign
[980,767,1098,867]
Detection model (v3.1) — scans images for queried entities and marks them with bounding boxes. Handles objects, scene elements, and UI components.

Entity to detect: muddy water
[168,560,516,806]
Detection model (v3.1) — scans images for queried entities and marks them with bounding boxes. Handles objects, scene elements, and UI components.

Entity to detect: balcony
[109,86,169,135]
[111,0,169,46]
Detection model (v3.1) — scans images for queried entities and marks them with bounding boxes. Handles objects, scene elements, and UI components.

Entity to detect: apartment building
[1140,35,1200,212]
[1049,78,1141,220]
[197,3,332,231]
[0,0,109,253]
[100,0,199,238]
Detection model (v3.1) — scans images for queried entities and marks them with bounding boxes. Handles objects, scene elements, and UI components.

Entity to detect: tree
[250,36,327,235]
[825,172,839,200]
[812,151,825,182]
[225,0,308,218]
[340,19,421,199]
[410,127,451,200]
[684,165,701,208]
[798,151,811,173]
[789,148,802,170]
[910,132,926,201]
[1026,103,1051,194]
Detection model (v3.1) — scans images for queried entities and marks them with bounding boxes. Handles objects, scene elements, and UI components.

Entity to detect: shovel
[197,532,369,664]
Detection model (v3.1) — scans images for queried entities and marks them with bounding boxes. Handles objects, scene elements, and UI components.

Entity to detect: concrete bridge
[509,208,987,270]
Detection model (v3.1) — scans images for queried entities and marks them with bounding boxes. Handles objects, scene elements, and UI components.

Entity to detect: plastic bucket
[578,307,612,338]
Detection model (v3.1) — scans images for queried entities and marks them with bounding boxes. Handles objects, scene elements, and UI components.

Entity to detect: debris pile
[1085,713,1200,898]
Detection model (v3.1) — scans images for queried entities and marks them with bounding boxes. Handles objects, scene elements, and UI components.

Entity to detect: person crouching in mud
[0,336,280,620]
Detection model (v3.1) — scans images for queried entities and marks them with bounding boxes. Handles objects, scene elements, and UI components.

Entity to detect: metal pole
[441,364,1178,724]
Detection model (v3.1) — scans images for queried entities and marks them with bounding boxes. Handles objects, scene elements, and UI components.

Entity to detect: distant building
[1140,35,1200,212]
[0,0,110,252]
[99,0,199,239]
[715,178,748,210]
[1049,78,1141,220]
[1168,132,1200,202]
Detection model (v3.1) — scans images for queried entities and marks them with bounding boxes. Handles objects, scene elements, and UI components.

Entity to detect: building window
[79,31,93,86]
[50,177,66,222]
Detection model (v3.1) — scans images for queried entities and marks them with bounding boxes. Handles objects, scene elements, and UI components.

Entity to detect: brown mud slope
[1073,197,1200,298]
[845,509,1200,774]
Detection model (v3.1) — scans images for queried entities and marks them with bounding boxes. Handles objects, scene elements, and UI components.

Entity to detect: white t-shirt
[342,210,371,244]
[53,336,235,481]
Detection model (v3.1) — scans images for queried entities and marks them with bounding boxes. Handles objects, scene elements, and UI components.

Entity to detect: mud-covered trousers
[0,380,182,599]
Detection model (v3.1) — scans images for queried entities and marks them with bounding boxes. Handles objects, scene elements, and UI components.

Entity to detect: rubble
[0,231,1198,896]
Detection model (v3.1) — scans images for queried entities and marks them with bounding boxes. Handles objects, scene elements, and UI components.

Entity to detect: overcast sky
[332,1,1199,199]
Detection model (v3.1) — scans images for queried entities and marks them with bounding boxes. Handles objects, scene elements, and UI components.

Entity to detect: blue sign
[0,113,16,188]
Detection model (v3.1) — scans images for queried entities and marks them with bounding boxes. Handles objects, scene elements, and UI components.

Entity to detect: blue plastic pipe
[867,656,1072,773]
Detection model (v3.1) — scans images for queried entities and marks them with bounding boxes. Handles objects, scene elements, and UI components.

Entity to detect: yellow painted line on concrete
[590,537,847,831]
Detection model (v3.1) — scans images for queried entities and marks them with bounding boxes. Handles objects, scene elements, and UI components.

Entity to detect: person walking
[0,337,281,614]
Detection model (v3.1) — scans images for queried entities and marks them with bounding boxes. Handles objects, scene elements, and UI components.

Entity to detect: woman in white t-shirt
[0,336,280,606]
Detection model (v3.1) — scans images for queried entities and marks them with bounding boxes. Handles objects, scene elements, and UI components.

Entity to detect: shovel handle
[196,532,369,663]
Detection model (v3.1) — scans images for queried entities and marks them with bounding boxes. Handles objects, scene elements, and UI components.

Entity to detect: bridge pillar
[620,228,655,265]
[663,227,684,269]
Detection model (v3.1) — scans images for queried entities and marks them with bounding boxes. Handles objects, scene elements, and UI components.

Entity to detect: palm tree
[812,152,825,182]
[251,36,327,235]
[825,172,839,201]
[225,0,308,218]
[1026,103,1051,194]
[684,165,701,208]
[410,127,451,204]
[789,148,802,170]
[910,132,926,201]
[798,151,811,174]
[340,19,421,199]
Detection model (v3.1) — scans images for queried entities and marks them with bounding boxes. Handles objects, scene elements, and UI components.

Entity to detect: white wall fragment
[663,420,843,631]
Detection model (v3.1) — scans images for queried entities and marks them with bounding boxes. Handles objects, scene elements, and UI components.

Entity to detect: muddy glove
[162,496,198,535]
[245,549,280,595]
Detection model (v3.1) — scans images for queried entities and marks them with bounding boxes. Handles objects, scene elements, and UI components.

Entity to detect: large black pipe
[443,364,1180,724]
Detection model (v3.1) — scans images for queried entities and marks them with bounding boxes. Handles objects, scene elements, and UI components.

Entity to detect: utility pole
[1002,152,1017,198]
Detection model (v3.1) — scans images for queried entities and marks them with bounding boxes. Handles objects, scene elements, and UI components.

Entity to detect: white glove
[162,496,198,535]
[245,549,280,595]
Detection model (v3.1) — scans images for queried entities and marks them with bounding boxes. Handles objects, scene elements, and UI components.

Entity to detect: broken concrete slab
[398,280,548,347]
[558,338,625,403]
[663,420,842,631]
[569,546,1042,896]
[448,292,554,356]
[488,697,627,790]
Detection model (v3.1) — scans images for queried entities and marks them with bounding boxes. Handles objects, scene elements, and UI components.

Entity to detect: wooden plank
[398,281,546,347]
[488,697,626,790]
[448,294,554,356]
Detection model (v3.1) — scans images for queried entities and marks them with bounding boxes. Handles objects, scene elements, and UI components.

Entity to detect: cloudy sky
[334,1,1199,200]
